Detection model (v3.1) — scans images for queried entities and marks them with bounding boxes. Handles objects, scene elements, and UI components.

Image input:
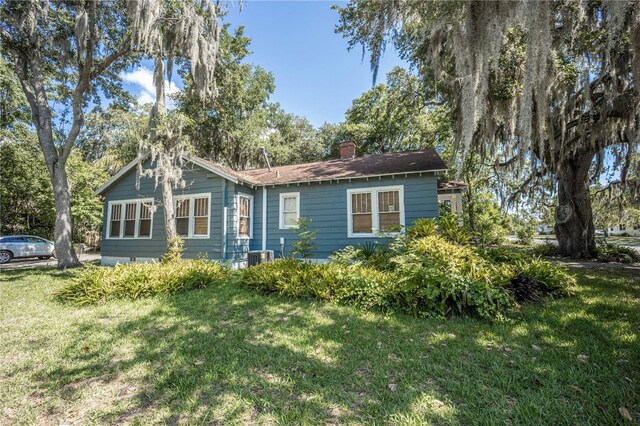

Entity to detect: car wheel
[0,250,13,264]
[38,256,52,260]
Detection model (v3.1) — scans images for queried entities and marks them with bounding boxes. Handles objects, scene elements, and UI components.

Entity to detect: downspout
[262,186,267,251]
[222,180,228,260]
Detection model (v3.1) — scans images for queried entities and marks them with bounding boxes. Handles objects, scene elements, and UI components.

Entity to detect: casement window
[174,193,210,238]
[107,198,154,239]
[347,186,404,237]
[279,192,300,229]
[237,194,253,238]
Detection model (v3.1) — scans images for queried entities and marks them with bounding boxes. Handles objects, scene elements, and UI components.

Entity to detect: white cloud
[121,66,181,108]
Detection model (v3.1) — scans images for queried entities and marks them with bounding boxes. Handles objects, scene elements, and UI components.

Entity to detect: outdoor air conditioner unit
[247,250,274,267]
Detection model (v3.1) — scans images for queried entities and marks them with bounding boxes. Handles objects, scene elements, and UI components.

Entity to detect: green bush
[531,241,561,257]
[241,226,578,320]
[406,218,438,239]
[596,244,640,264]
[439,213,471,245]
[511,258,576,296]
[515,223,535,245]
[55,259,229,305]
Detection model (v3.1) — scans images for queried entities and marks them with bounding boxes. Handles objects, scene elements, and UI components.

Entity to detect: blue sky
[120,1,408,127]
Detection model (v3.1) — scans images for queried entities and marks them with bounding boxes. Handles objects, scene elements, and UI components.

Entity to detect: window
[237,195,253,238]
[107,198,154,239]
[279,192,300,229]
[347,186,404,237]
[174,193,210,238]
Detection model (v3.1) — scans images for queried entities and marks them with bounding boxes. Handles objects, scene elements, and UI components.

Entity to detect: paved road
[0,253,101,271]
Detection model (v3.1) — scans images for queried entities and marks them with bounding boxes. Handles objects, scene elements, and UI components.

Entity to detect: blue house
[95,141,460,267]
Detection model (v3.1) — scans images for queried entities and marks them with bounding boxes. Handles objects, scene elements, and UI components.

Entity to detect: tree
[76,104,149,174]
[291,217,317,259]
[131,0,221,250]
[177,25,276,170]
[1,0,135,268]
[0,127,107,242]
[339,67,453,157]
[336,1,640,258]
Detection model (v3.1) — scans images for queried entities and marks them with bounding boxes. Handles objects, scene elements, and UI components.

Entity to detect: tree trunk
[161,170,178,249]
[554,150,597,258]
[50,160,82,268]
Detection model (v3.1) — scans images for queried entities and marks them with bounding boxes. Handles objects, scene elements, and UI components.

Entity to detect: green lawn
[1,265,638,425]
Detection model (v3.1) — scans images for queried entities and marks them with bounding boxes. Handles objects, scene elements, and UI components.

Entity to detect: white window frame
[236,194,254,239]
[279,192,300,229]
[106,198,155,240]
[174,193,211,239]
[347,185,405,238]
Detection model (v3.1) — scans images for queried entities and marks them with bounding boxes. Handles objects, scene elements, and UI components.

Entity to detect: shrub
[511,258,576,297]
[531,241,561,257]
[596,244,640,263]
[478,247,528,264]
[515,223,535,245]
[510,275,542,303]
[439,213,471,245]
[406,218,438,239]
[291,217,318,259]
[55,259,229,305]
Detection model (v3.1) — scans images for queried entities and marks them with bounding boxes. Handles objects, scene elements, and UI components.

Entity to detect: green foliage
[323,67,454,159]
[596,244,640,264]
[464,190,510,247]
[406,218,438,239]
[290,217,318,259]
[0,131,107,242]
[55,260,229,305]
[439,213,471,245]
[161,236,185,264]
[511,259,577,297]
[531,241,562,257]
[515,222,536,245]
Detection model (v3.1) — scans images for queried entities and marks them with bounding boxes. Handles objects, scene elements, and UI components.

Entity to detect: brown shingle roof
[196,148,447,186]
[437,180,467,192]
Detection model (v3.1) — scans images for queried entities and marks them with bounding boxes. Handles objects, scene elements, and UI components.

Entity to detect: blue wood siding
[251,173,439,259]
[101,162,225,260]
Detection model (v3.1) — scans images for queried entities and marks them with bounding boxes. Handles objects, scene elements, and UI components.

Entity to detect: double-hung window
[174,193,210,238]
[347,186,404,237]
[237,195,253,238]
[279,192,300,229]
[107,198,154,239]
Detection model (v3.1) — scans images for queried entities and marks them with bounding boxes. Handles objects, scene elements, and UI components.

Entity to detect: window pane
[239,217,250,237]
[352,193,371,214]
[176,218,189,236]
[283,212,297,226]
[379,212,400,231]
[283,196,296,212]
[194,197,208,217]
[138,219,151,237]
[110,220,121,238]
[239,197,249,217]
[194,217,208,236]
[353,214,372,233]
[124,220,136,237]
[176,199,190,218]
[140,203,152,219]
[378,191,399,213]
[110,204,122,220]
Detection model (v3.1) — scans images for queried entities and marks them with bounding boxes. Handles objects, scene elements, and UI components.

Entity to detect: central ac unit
[247,250,274,266]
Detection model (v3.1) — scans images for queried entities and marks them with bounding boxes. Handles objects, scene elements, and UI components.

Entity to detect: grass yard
[1,264,639,425]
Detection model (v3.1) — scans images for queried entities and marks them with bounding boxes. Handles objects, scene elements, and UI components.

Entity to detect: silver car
[0,235,55,264]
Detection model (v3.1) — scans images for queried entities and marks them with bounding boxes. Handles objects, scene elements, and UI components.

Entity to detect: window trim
[347,185,405,238]
[174,193,211,239]
[279,192,300,229]
[106,198,155,240]
[236,194,254,239]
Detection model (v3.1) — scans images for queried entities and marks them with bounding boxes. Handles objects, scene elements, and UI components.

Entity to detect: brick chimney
[339,140,356,160]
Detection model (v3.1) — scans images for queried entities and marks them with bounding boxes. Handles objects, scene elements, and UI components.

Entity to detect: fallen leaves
[388,383,397,392]
[619,407,632,422]
[531,344,542,351]
[577,354,589,363]
[193,358,205,366]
